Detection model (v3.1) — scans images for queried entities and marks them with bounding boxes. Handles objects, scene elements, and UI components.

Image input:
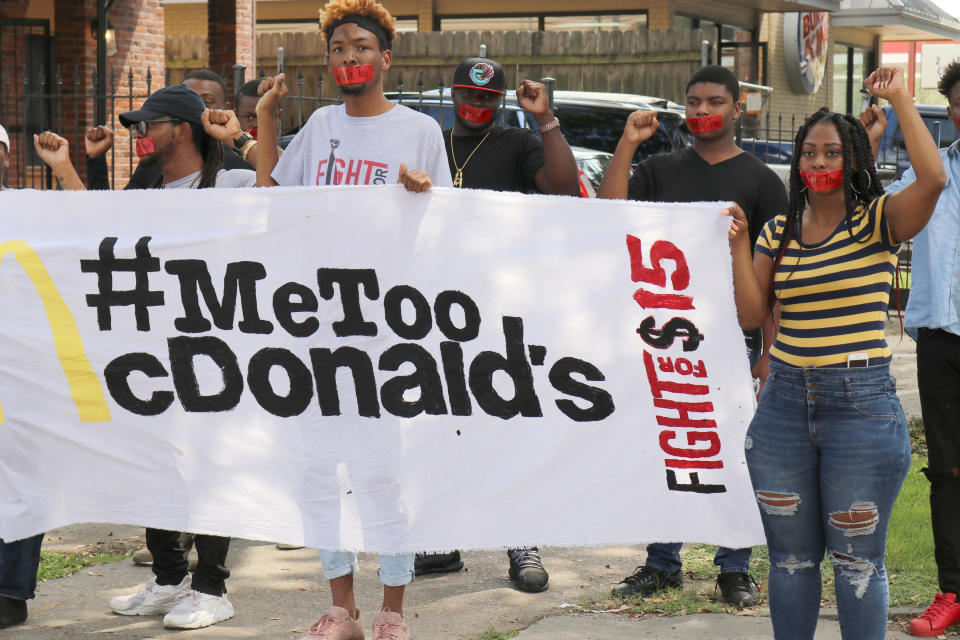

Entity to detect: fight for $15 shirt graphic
[316,138,390,186]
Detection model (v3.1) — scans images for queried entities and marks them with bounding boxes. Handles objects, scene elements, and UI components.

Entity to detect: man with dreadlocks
[877,61,960,638]
[598,64,786,608]
[31,84,255,630]
[727,67,946,639]
[201,2,445,639]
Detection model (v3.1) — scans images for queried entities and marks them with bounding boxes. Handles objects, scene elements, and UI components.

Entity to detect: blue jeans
[319,550,414,587]
[645,345,759,576]
[745,362,910,640]
[646,542,751,574]
[0,534,44,601]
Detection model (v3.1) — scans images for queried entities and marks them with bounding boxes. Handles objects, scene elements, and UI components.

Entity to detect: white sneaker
[163,589,235,629]
[109,575,190,616]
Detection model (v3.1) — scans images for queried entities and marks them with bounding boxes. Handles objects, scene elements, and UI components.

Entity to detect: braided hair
[769,107,884,307]
[148,122,224,189]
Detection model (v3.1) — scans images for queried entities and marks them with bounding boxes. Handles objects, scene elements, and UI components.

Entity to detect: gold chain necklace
[450,128,491,188]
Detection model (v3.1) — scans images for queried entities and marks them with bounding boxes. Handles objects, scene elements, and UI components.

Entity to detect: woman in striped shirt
[727,67,947,639]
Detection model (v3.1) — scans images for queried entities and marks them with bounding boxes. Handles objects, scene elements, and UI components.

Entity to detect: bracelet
[240,139,258,162]
[539,117,560,135]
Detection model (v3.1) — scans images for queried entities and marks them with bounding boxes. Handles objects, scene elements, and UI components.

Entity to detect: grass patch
[38,550,131,581]
[887,454,937,607]
[471,631,519,640]
[588,424,935,615]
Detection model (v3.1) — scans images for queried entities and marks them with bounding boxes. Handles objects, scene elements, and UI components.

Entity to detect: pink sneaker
[372,609,409,640]
[299,606,364,640]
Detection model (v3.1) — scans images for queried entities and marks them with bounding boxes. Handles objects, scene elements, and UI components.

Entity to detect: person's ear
[176,122,192,143]
[381,48,392,71]
[732,100,742,122]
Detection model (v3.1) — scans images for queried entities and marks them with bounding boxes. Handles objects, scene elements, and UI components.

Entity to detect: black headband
[327,16,391,50]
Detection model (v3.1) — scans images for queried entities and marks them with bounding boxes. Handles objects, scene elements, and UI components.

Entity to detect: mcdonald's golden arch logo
[0,241,111,422]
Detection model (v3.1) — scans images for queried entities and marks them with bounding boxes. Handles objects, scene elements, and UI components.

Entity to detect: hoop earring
[852,168,872,195]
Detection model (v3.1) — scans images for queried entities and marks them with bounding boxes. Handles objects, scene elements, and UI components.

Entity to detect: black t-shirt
[627,146,787,251]
[628,146,788,350]
[443,126,545,194]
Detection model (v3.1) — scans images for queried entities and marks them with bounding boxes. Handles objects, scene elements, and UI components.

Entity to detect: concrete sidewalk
[1,524,921,640]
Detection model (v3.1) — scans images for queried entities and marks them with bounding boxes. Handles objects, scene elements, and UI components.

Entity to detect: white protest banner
[0,186,764,551]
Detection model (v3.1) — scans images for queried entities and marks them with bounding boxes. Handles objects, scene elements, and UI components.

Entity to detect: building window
[833,44,873,114]
[440,16,539,31]
[440,12,647,32]
[543,14,647,31]
[257,17,417,34]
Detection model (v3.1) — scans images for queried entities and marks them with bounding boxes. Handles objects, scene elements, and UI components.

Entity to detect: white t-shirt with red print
[272,103,452,188]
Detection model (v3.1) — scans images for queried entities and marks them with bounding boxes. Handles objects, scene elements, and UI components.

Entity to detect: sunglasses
[128,118,182,136]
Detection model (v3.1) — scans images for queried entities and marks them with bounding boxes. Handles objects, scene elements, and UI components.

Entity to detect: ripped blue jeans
[744,362,910,640]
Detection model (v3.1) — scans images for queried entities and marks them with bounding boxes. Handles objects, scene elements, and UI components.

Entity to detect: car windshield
[578,154,613,187]
[554,105,687,162]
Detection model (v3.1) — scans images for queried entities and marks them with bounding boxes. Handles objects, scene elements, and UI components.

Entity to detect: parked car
[548,91,690,164]
[877,104,956,179]
[572,146,613,197]
[740,138,794,165]
[387,89,679,194]
[388,88,690,165]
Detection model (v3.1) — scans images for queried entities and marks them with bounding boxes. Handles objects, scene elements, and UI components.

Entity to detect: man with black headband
[598,64,786,608]
[197,2,445,639]
[222,0,450,196]
[413,56,578,593]
[85,69,253,191]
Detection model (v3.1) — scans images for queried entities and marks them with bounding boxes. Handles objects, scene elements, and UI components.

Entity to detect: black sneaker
[0,595,27,629]
[716,572,759,606]
[612,565,683,597]
[507,547,549,593]
[414,550,464,576]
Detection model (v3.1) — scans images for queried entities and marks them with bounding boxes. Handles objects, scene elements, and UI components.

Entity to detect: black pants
[917,328,960,594]
[145,529,230,597]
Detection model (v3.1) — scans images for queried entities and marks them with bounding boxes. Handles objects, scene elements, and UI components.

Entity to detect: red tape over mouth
[686,114,723,132]
[333,65,374,85]
[800,169,843,191]
[135,137,155,157]
[459,104,492,123]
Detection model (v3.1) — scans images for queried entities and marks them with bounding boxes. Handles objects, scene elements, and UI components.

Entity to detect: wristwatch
[538,117,561,135]
[232,132,254,155]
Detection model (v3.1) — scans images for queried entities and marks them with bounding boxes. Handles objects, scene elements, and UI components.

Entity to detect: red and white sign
[784,12,829,95]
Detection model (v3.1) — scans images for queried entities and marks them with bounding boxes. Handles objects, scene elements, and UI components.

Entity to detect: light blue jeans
[319,550,414,587]
[745,362,910,640]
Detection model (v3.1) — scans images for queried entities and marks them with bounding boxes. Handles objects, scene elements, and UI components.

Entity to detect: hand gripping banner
[0,187,763,551]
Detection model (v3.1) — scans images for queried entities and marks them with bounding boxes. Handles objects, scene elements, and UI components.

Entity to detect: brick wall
[53,0,97,186]
[209,0,255,99]
[105,0,165,189]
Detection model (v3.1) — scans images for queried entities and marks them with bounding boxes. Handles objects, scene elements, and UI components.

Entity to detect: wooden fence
[167,26,713,107]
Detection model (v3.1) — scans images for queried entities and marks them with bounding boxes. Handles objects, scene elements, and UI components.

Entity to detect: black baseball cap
[119,84,205,128]
[452,57,506,95]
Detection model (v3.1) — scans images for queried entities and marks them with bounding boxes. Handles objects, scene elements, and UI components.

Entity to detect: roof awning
[831,0,960,40]
[751,0,842,10]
